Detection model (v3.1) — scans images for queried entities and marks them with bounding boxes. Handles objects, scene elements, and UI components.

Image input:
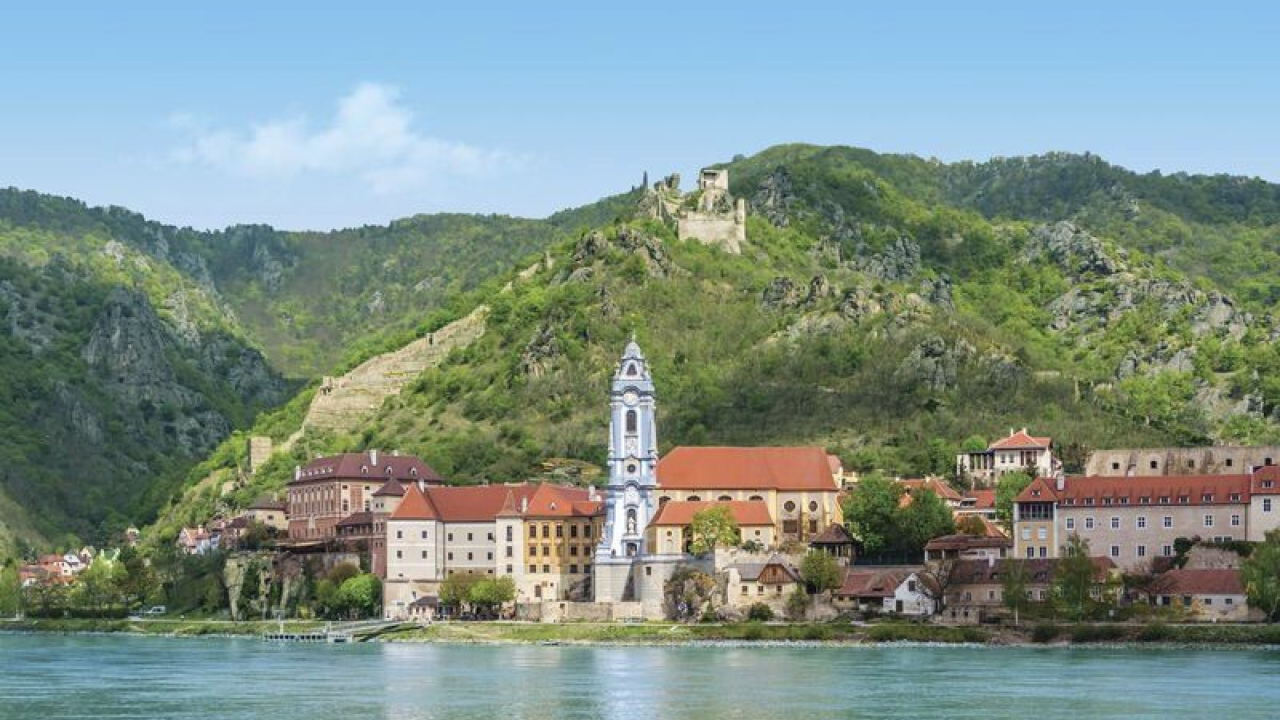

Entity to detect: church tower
[594,337,659,602]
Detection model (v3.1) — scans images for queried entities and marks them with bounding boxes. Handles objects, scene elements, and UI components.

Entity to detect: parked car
[145,606,166,616]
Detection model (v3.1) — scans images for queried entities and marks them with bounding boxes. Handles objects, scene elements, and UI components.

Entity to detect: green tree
[335,574,382,619]
[995,471,1034,529]
[689,506,740,555]
[845,474,904,555]
[1241,529,1280,621]
[784,587,809,621]
[1001,559,1032,626]
[899,488,956,551]
[1054,534,1099,621]
[73,558,122,617]
[956,515,988,536]
[0,560,21,618]
[115,547,155,612]
[439,573,482,614]
[799,550,842,596]
[469,576,516,618]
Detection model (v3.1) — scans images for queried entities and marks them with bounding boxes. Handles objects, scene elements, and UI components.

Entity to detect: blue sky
[2,3,1277,230]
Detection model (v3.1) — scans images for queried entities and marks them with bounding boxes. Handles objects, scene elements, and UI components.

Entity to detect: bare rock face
[750,167,797,228]
[1021,221,1122,277]
[762,277,800,310]
[922,275,954,310]
[565,228,675,281]
[895,336,975,392]
[855,235,921,281]
[519,322,560,379]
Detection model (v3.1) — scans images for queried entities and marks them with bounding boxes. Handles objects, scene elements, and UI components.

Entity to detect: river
[1,634,1277,719]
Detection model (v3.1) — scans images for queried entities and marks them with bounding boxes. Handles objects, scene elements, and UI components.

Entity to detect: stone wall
[1086,446,1280,476]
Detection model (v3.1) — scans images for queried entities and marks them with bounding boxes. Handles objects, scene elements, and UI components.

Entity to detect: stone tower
[593,337,659,603]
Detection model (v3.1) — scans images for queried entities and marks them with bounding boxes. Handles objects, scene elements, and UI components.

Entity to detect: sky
[2,2,1278,230]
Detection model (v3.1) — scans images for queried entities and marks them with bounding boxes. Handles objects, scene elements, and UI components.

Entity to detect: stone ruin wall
[1085,446,1280,476]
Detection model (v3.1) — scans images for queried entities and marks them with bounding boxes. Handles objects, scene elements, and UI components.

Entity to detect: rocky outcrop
[855,235,921,281]
[564,228,676,281]
[1021,221,1122,277]
[896,336,970,392]
[519,322,560,378]
[750,167,797,227]
[762,277,800,310]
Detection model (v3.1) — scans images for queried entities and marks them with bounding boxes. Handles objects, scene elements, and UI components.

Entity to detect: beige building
[724,555,803,612]
[956,429,1057,486]
[244,496,288,532]
[653,446,844,543]
[645,500,777,555]
[497,484,603,603]
[1014,466,1280,570]
[1153,568,1256,622]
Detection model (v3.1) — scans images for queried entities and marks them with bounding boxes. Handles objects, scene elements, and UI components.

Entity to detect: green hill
[149,145,1280,541]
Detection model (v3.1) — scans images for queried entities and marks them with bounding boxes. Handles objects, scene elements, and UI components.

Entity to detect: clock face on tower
[622,390,639,406]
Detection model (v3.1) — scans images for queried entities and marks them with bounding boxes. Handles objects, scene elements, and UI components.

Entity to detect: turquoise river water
[1,634,1278,719]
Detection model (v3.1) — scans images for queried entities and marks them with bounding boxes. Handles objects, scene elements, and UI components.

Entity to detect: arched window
[748,495,764,502]
[626,363,638,377]
[625,410,637,433]
[717,495,732,502]
[658,496,671,506]
[687,495,701,502]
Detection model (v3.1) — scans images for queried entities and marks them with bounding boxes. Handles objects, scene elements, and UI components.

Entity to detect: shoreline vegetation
[5,618,1280,646]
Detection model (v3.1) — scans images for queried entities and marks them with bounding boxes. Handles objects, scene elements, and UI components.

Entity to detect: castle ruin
[640,168,746,254]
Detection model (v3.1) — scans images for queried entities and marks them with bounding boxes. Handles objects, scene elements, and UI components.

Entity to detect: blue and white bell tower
[594,337,659,602]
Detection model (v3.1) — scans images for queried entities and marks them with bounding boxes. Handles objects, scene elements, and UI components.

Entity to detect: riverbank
[8,617,1280,646]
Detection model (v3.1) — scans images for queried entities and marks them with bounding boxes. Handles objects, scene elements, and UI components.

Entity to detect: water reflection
[2,635,1280,720]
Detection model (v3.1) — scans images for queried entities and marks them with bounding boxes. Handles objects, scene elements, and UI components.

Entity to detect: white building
[956,428,1057,485]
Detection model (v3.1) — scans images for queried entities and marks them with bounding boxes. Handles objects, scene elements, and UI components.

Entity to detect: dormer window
[1084,498,1094,506]
[361,466,369,475]
[1178,496,1189,504]
[1103,498,1113,506]
[1202,494,1214,503]
[410,467,418,476]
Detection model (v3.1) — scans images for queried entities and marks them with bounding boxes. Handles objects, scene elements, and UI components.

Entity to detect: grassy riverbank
[6,617,1280,645]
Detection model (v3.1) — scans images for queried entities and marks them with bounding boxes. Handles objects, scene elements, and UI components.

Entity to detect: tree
[1241,529,1280,621]
[956,515,988,536]
[746,602,774,621]
[663,565,718,622]
[115,547,155,612]
[1001,560,1032,626]
[0,560,21,618]
[469,577,516,618]
[1054,534,1099,621]
[784,587,809,621]
[899,488,956,551]
[335,574,382,619]
[799,550,842,596]
[918,558,959,613]
[439,573,482,614]
[845,474,904,555]
[74,558,122,617]
[995,471,1034,529]
[689,506,739,555]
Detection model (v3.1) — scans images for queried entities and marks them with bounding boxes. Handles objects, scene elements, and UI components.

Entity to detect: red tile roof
[988,429,1052,450]
[292,451,444,485]
[372,479,407,497]
[899,477,962,502]
[836,568,918,598]
[389,483,593,524]
[1253,465,1280,495]
[1158,568,1244,596]
[656,446,839,491]
[247,496,286,511]
[390,484,438,521]
[965,489,996,509]
[649,500,775,526]
[924,534,1012,552]
[1016,474,1254,506]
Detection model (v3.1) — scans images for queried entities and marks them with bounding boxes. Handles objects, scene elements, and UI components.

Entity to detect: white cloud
[171,83,518,193]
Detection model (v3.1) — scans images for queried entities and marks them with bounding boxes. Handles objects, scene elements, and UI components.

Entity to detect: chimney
[588,486,598,501]
[417,480,425,492]
[987,555,995,568]
[370,449,378,466]
[521,497,529,514]
[1055,472,1065,492]
[294,465,301,481]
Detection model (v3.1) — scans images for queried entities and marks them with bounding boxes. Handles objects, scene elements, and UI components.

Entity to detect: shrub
[1069,624,1125,643]
[1136,622,1172,642]
[801,624,832,641]
[746,602,775,622]
[1031,623,1059,643]
[741,622,766,641]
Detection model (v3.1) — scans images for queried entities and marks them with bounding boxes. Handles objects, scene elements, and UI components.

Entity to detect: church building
[593,338,845,617]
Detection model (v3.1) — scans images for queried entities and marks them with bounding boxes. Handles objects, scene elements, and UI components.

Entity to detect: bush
[1031,623,1059,643]
[801,624,832,641]
[1069,624,1125,643]
[1136,622,1172,642]
[741,622,766,641]
[746,603,775,622]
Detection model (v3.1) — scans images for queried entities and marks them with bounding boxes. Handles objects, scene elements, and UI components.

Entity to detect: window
[988,590,997,600]
[1150,460,1158,469]
[1231,514,1241,527]
[1137,545,1146,558]
[542,524,550,538]
[1163,516,1173,528]
[542,565,550,574]
[556,524,564,538]
[1202,494,1214,503]
[783,501,796,513]
[421,530,428,540]
[467,532,473,542]
[488,532,494,541]
[1026,547,1035,559]
[1266,499,1274,512]
[1137,516,1147,529]
[506,546,513,558]
[1111,462,1120,470]
[396,550,403,559]
[396,530,403,539]
[1039,547,1047,558]
[487,552,493,561]
[421,551,427,559]
[506,526,513,542]
[570,525,578,539]
[718,495,732,502]
[584,525,592,538]
[1085,517,1095,530]
[1110,546,1120,558]
[1021,528,1031,540]
[809,501,819,512]
[1037,528,1047,540]
[506,565,513,574]
[569,564,578,574]
[1162,545,1173,557]
[529,526,537,538]
[570,546,578,557]
[625,410,637,433]
[1110,517,1120,529]
[1065,518,1075,530]
[1226,458,1234,467]
[529,564,537,574]
[1204,515,1214,528]
[448,533,454,542]
[447,552,453,561]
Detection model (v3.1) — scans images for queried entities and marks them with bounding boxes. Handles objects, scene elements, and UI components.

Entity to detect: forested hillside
[152,145,1280,540]
[0,190,574,552]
